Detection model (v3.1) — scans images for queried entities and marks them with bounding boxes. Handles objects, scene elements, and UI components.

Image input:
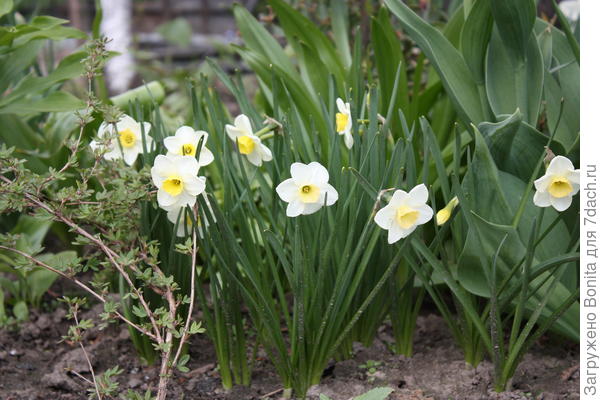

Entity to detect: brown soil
[0,300,579,400]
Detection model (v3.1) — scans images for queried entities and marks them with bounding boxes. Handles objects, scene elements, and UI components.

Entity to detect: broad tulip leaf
[458,212,578,340]
[12,300,28,321]
[0,40,43,94]
[0,0,13,18]
[459,128,577,340]
[0,91,84,114]
[384,0,486,124]
[232,3,295,74]
[490,0,536,62]
[485,29,544,125]
[535,20,579,151]
[0,51,86,108]
[372,7,408,124]
[478,110,566,182]
[461,0,493,84]
[269,0,346,85]
[330,0,352,69]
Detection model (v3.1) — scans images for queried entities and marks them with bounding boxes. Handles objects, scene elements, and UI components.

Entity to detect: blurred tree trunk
[101,0,135,94]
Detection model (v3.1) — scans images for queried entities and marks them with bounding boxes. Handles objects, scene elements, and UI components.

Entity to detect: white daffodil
[335,98,353,149]
[164,126,214,167]
[275,161,339,217]
[533,155,580,212]
[90,114,153,166]
[151,155,206,211]
[166,194,214,237]
[374,184,434,244]
[167,207,209,238]
[225,114,272,167]
[167,207,194,237]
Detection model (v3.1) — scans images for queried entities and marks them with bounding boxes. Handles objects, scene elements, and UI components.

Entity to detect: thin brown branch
[0,245,157,341]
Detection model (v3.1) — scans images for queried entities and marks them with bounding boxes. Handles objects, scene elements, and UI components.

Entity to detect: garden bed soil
[0,299,579,400]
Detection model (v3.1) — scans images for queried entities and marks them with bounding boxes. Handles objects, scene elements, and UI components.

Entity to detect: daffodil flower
[225,114,272,167]
[90,114,153,166]
[374,184,433,244]
[436,196,459,226]
[164,126,214,167]
[276,162,339,217]
[335,98,353,149]
[151,155,206,211]
[533,155,580,212]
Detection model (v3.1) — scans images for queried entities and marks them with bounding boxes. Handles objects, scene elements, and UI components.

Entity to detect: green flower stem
[255,125,278,138]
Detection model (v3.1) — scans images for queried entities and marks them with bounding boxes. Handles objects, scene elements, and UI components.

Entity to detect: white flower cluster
[90,109,580,245]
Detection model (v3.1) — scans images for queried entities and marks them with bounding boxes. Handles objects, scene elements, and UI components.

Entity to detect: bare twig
[0,245,157,341]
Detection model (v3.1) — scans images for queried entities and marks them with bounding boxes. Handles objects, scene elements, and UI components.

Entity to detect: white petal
[550,195,573,212]
[416,204,434,225]
[276,178,299,202]
[141,133,153,151]
[374,204,396,230]
[246,150,263,166]
[533,190,552,207]
[123,149,140,166]
[286,200,305,217]
[389,190,409,207]
[225,124,242,141]
[307,162,329,184]
[152,155,176,177]
[547,155,575,175]
[103,146,122,161]
[571,182,580,196]
[322,183,338,205]
[568,169,580,185]
[164,136,183,155]
[343,131,354,149]
[198,147,214,167]
[260,143,273,162]
[534,174,552,192]
[407,184,429,206]
[97,122,110,138]
[175,126,200,143]
[387,223,411,244]
[142,122,152,136]
[336,98,346,113]
[175,155,200,176]
[166,208,182,224]
[291,162,313,184]
[116,114,139,132]
[302,202,323,215]
[89,140,99,151]
[234,114,254,135]
[184,176,206,196]
[157,190,178,208]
